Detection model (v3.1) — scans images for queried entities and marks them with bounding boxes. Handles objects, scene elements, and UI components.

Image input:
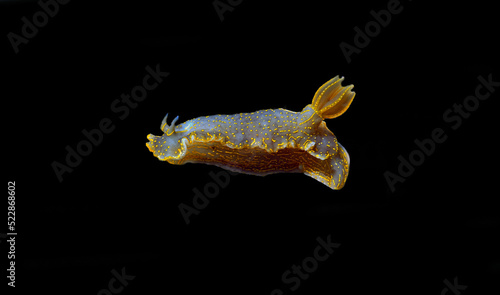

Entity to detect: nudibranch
[146,76,355,189]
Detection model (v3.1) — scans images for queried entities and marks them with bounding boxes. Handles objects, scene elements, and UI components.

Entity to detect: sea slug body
[146,76,355,190]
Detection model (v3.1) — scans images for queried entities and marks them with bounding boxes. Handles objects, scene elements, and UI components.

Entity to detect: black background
[2,0,499,294]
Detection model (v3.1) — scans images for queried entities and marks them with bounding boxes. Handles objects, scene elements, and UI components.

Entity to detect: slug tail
[311,76,356,119]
